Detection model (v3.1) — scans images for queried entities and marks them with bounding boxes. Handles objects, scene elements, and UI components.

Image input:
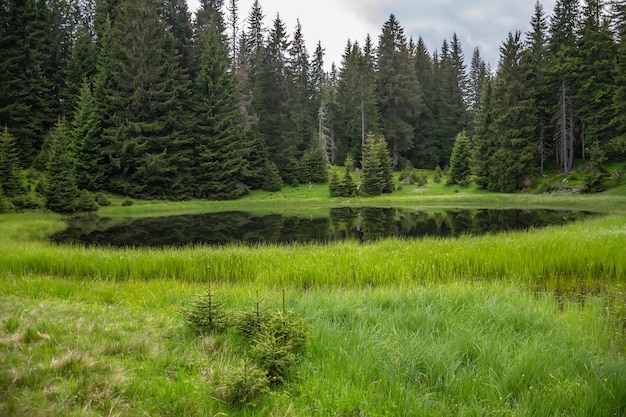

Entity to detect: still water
[51,207,593,248]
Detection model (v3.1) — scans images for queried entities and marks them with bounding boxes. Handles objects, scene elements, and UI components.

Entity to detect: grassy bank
[1,192,625,416]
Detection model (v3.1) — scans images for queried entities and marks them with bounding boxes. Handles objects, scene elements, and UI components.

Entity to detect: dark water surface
[51,207,594,248]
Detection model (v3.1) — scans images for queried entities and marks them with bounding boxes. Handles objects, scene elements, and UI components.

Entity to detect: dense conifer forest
[1,0,625,211]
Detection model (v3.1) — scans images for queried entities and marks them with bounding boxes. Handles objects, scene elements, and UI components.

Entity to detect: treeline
[1,0,626,209]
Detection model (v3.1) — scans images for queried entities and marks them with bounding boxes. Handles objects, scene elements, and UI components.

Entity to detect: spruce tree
[376,14,422,167]
[300,141,328,184]
[71,78,105,191]
[289,20,315,155]
[526,0,552,175]
[548,0,581,174]
[254,14,295,174]
[574,0,616,150]
[489,32,537,192]
[611,0,626,155]
[261,160,282,192]
[61,23,97,117]
[466,47,487,135]
[43,118,80,213]
[412,37,439,168]
[189,25,248,200]
[434,39,468,167]
[0,0,56,165]
[447,131,472,186]
[361,133,393,196]
[102,0,191,199]
[0,126,24,197]
[335,40,364,163]
[472,78,496,189]
[162,0,194,74]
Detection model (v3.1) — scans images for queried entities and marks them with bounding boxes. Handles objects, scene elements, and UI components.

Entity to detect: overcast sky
[187,0,558,70]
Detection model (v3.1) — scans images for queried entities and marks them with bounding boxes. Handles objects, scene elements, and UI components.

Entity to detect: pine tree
[43,118,80,213]
[0,126,24,197]
[447,131,472,186]
[102,0,191,198]
[376,14,422,167]
[189,25,248,200]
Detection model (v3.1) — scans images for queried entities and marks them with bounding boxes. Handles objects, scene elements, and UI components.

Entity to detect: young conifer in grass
[182,278,229,334]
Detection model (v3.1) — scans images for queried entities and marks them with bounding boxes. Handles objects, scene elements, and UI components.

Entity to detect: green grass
[1,189,626,416]
[1,210,625,286]
[1,279,624,416]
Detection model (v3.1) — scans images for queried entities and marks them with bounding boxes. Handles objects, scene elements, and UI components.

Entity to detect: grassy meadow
[1,186,626,416]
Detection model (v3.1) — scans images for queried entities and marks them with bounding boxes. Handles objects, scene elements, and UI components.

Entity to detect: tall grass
[1,212,624,287]
[1,278,624,416]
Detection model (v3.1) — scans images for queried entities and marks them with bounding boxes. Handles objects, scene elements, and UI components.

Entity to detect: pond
[51,207,595,248]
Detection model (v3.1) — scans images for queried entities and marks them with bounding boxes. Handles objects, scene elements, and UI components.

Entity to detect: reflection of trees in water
[52,208,593,248]
[361,208,396,242]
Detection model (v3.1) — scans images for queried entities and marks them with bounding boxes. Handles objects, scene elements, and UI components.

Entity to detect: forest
[1,0,626,211]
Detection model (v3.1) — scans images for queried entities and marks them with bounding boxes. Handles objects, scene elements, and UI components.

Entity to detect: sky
[187,0,558,71]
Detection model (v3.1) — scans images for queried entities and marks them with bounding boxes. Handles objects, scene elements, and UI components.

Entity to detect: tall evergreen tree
[412,37,439,168]
[434,38,467,167]
[254,14,295,174]
[376,14,422,166]
[574,0,616,150]
[488,32,537,192]
[102,0,191,198]
[447,131,472,186]
[466,47,487,134]
[246,0,265,71]
[0,126,24,197]
[71,78,105,191]
[611,0,626,154]
[300,140,328,183]
[162,0,194,73]
[289,19,315,154]
[0,0,57,165]
[43,118,81,213]
[188,25,247,200]
[335,40,365,164]
[526,0,552,175]
[471,77,496,189]
[360,132,393,196]
[548,0,581,174]
[61,21,98,117]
